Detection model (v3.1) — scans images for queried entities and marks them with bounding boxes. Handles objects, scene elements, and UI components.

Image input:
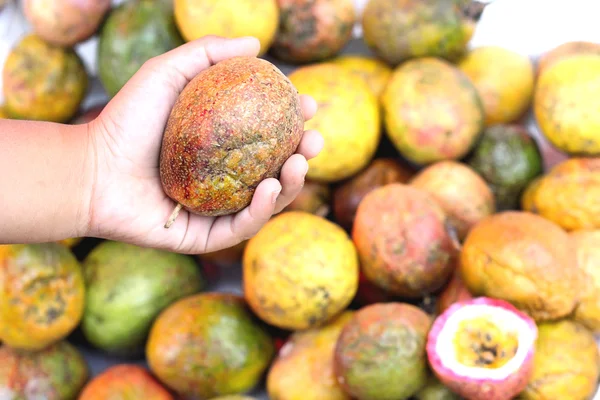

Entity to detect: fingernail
[271,188,281,204]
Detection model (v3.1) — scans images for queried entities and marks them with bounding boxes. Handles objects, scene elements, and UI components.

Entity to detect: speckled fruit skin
[24,0,111,47]
[283,180,331,217]
[466,124,543,211]
[81,241,205,356]
[271,0,355,64]
[410,161,495,241]
[436,268,473,314]
[146,293,274,399]
[333,158,414,231]
[160,56,304,216]
[415,375,460,400]
[458,46,534,126]
[71,104,105,125]
[382,58,484,165]
[174,0,279,56]
[427,297,537,400]
[537,41,600,77]
[2,34,87,122]
[78,364,173,400]
[519,320,600,400]
[521,158,600,231]
[267,311,354,400]
[0,243,85,351]
[98,0,183,97]
[0,341,88,400]
[352,183,457,298]
[334,303,432,400]
[460,211,582,321]
[200,240,248,267]
[534,54,600,155]
[332,55,393,99]
[362,0,484,66]
[570,230,600,333]
[243,211,359,330]
[289,63,381,182]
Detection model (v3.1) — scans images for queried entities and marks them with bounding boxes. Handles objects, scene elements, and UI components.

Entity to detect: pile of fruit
[1,0,600,399]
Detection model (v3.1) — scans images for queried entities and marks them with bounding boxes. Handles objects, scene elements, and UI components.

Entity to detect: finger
[273,154,309,214]
[202,178,282,252]
[300,94,318,121]
[296,130,324,160]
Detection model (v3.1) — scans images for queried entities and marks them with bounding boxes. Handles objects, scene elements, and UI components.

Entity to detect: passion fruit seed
[454,318,518,369]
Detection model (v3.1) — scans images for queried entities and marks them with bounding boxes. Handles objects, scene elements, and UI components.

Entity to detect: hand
[86,36,323,254]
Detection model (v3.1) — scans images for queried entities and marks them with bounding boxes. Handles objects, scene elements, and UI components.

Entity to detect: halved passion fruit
[426,297,537,400]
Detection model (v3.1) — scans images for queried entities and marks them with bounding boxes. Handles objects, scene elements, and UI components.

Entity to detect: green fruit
[415,375,461,400]
[466,124,543,210]
[81,241,204,356]
[98,0,183,97]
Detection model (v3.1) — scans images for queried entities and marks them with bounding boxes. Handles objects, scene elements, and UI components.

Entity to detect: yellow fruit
[174,0,279,56]
[243,211,359,330]
[0,105,8,119]
[58,238,82,248]
[534,54,600,155]
[459,46,534,126]
[570,230,600,333]
[519,320,600,400]
[537,41,600,77]
[332,55,392,99]
[289,63,380,182]
[522,158,600,231]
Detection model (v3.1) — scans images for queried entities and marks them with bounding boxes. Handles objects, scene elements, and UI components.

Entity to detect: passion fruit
[332,55,393,99]
[410,161,495,241]
[381,58,484,165]
[571,230,600,333]
[460,211,581,321]
[436,268,473,315]
[415,375,460,400]
[243,211,359,330]
[427,297,537,400]
[537,41,600,77]
[283,180,331,217]
[519,320,600,400]
[334,303,432,400]
[352,183,457,298]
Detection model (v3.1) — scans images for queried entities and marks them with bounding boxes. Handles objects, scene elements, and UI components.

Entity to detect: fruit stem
[164,203,183,229]
[464,1,488,21]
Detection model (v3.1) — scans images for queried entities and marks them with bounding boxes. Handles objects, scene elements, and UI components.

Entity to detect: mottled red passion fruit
[159,56,304,223]
[427,297,537,400]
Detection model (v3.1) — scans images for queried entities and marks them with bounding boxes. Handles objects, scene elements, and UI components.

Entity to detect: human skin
[0,36,323,254]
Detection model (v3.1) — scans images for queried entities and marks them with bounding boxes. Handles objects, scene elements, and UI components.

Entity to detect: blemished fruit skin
[427,297,537,400]
[160,56,304,217]
[146,293,275,399]
[332,55,393,99]
[362,0,484,66]
[460,211,582,321]
[436,268,473,314]
[288,63,381,182]
[570,230,600,333]
[334,303,432,400]
[174,0,279,56]
[23,0,111,47]
[466,124,543,211]
[333,158,414,231]
[352,183,458,298]
[2,34,88,122]
[266,311,355,400]
[0,243,85,351]
[536,41,600,77]
[410,161,496,241]
[98,0,183,97]
[381,58,484,165]
[271,0,356,64]
[78,364,173,400]
[81,241,205,356]
[458,46,534,126]
[283,180,331,217]
[0,341,89,400]
[534,54,600,155]
[243,211,359,330]
[519,320,600,400]
[522,157,600,231]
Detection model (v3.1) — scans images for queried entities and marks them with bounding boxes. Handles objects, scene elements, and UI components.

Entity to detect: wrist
[74,120,99,239]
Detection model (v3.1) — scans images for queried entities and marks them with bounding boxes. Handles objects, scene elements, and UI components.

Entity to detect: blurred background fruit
[536,40,600,77]
[23,0,111,47]
[199,240,248,267]
[570,230,600,334]
[382,58,484,165]
[332,55,392,100]
[174,0,279,56]
[283,180,331,217]
[98,0,183,97]
[436,268,473,315]
[0,340,89,400]
[289,63,380,182]
[2,34,87,122]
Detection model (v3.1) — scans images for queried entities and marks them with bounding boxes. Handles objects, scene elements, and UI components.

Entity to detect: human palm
[86,36,322,254]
